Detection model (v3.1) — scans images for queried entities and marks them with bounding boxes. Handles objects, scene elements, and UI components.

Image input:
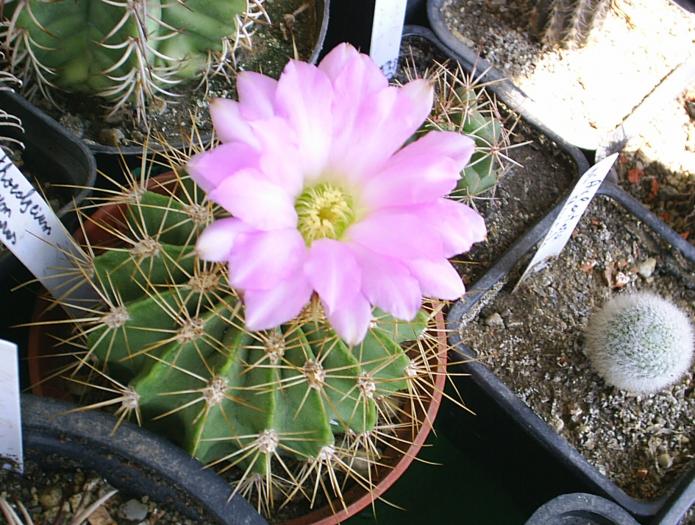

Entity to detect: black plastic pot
[91,0,331,159]
[445,181,695,521]
[20,394,268,525]
[526,493,641,525]
[0,92,96,375]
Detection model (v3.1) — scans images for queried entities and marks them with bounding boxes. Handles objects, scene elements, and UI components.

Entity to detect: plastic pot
[90,0,330,159]
[0,91,96,372]
[445,181,695,520]
[526,493,641,525]
[19,394,268,525]
[26,174,450,525]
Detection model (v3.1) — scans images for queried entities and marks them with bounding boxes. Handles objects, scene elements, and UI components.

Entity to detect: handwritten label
[0,339,22,473]
[515,153,618,288]
[370,0,407,77]
[0,153,97,313]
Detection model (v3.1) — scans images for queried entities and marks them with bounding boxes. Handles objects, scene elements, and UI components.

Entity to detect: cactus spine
[63,156,444,516]
[425,63,510,197]
[585,292,694,394]
[1,0,267,122]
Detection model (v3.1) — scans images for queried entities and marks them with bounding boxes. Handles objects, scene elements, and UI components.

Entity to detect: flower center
[295,183,355,244]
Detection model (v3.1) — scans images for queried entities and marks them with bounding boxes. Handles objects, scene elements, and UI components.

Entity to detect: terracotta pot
[27,173,449,525]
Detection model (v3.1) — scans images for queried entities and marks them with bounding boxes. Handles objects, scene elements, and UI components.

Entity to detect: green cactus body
[83,178,429,486]
[426,69,508,198]
[4,0,249,116]
[529,0,611,47]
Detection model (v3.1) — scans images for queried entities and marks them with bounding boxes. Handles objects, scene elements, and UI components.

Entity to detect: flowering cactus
[585,292,694,394]
[55,43,486,517]
[190,43,487,344]
[1,0,266,121]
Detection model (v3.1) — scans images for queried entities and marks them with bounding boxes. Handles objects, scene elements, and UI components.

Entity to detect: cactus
[423,63,510,198]
[58,153,445,517]
[529,0,611,48]
[585,292,694,394]
[1,0,267,122]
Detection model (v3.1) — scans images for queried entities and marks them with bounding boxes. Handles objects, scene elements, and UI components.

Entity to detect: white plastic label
[0,152,96,313]
[0,339,22,473]
[370,0,407,77]
[515,153,618,288]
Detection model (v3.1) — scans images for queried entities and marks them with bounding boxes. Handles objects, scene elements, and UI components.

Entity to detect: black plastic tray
[446,183,695,522]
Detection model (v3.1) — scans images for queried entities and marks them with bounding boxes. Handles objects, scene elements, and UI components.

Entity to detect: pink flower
[188,43,486,344]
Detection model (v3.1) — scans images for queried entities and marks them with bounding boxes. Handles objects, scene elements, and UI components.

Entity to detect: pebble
[39,485,63,509]
[121,499,149,521]
[657,453,673,469]
[638,257,657,278]
[98,128,126,147]
[484,312,505,328]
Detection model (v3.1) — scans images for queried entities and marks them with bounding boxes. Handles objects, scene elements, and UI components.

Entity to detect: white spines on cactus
[585,292,694,394]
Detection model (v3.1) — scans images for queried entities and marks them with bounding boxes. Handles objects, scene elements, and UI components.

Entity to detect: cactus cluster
[424,63,511,198]
[60,156,445,517]
[1,0,267,122]
[529,0,611,48]
[585,292,694,394]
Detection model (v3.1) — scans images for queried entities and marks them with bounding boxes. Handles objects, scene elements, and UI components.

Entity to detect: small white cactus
[585,292,694,394]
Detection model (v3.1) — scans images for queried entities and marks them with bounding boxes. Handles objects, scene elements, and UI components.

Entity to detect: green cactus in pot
[1,0,267,122]
[49,158,446,517]
[422,63,511,198]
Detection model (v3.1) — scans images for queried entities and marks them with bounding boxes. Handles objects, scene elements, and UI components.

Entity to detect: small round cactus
[585,292,694,394]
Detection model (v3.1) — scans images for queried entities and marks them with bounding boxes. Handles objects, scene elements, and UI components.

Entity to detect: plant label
[0,153,98,315]
[515,153,618,289]
[0,339,22,473]
[370,0,407,77]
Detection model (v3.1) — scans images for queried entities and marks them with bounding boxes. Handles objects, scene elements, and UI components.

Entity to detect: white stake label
[0,339,22,473]
[515,153,618,288]
[0,152,96,312]
[370,0,407,77]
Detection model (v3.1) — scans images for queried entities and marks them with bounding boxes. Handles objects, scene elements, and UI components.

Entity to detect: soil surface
[456,196,695,501]
[438,0,695,149]
[398,34,580,286]
[31,0,320,149]
[0,458,212,524]
[615,86,695,246]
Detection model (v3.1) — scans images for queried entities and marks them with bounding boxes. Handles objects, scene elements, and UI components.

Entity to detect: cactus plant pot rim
[446,182,695,520]
[26,172,449,525]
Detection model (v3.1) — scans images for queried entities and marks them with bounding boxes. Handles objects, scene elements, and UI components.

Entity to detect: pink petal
[237,71,277,120]
[320,44,387,140]
[361,155,459,208]
[304,239,360,315]
[275,60,333,178]
[352,245,422,321]
[208,169,297,230]
[347,210,442,260]
[326,291,372,345]
[229,229,307,290]
[249,117,304,196]
[196,218,253,262]
[329,79,434,183]
[426,199,487,257]
[407,259,465,300]
[187,142,259,193]
[243,275,313,331]
[209,98,260,148]
[401,131,475,171]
